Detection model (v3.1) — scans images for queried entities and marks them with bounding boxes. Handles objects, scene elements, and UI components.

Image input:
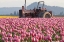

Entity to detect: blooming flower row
[0,18,64,42]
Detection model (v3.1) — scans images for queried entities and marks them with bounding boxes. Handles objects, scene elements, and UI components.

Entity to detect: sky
[0,0,64,7]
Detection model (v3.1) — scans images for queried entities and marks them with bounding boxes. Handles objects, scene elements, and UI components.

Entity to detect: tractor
[19,0,53,18]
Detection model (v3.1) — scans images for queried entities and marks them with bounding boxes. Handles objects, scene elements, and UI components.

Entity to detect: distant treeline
[0,11,19,16]
[54,15,64,17]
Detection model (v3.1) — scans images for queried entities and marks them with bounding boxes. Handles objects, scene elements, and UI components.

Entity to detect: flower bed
[0,18,64,42]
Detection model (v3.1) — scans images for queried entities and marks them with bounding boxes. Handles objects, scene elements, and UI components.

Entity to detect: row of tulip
[0,18,64,42]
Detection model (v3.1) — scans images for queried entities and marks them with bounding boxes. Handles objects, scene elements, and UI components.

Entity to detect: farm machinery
[19,0,53,18]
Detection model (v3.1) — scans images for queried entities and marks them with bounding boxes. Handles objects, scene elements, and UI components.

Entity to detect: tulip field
[0,18,64,42]
[0,16,18,18]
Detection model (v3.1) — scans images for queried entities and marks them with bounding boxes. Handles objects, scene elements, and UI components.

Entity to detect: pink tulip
[0,18,64,42]
[55,35,60,40]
